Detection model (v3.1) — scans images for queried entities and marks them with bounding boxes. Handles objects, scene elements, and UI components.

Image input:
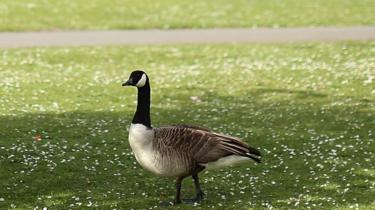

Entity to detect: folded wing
[154,125,262,167]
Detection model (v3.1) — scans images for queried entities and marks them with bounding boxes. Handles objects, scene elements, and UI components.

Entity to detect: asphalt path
[0,27,374,48]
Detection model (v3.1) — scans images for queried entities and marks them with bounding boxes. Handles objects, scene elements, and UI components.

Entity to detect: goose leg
[192,174,205,202]
[173,176,183,204]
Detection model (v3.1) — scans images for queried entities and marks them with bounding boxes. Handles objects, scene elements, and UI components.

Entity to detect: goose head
[122,70,148,88]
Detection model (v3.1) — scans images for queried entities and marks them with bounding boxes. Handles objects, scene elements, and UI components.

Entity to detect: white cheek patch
[136,73,147,87]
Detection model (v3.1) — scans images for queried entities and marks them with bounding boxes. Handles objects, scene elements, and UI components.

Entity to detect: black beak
[122,79,133,86]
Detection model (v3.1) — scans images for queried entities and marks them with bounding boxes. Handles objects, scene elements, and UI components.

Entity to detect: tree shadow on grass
[0,89,374,209]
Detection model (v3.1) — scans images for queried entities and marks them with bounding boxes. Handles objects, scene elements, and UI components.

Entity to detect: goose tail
[245,145,262,163]
[214,133,262,164]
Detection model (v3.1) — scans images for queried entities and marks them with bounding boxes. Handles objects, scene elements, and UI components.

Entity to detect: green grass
[0,0,374,31]
[0,42,374,209]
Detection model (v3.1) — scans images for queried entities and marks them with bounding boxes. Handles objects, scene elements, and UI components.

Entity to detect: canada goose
[122,70,261,204]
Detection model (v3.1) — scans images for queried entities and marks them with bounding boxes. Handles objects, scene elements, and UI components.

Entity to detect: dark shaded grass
[0,89,374,209]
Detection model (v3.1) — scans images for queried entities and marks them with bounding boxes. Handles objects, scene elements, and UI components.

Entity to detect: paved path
[1,27,374,48]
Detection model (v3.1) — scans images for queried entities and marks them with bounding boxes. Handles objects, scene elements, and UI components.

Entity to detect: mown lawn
[0,43,374,209]
[0,0,374,31]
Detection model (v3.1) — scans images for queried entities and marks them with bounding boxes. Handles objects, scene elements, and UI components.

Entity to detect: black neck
[132,81,152,128]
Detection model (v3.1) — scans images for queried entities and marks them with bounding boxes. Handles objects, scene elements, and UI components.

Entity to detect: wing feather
[154,125,262,166]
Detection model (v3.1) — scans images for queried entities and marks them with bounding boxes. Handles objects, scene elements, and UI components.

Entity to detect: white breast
[128,124,158,173]
[128,123,187,177]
